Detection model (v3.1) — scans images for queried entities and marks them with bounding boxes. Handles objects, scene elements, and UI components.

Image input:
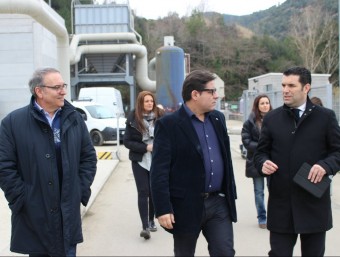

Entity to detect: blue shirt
[34,101,61,146]
[183,104,224,192]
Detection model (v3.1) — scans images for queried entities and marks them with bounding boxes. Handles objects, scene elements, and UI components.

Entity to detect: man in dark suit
[254,66,340,256]
[150,70,237,256]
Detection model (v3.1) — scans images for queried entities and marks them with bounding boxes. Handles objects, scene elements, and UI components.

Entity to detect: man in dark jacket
[254,66,340,256]
[0,67,97,256]
[150,70,237,256]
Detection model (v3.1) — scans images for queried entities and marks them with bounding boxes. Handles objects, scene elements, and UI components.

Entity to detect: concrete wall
[0,14,58,121]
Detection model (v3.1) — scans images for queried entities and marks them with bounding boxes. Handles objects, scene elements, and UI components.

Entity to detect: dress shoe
[140,229,151,239]
[148,220,157,232]
[259,223,267,229]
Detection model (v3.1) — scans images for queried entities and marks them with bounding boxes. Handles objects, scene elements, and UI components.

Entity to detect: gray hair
[28,67,60,96]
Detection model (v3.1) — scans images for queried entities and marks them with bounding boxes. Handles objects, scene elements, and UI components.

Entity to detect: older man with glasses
[0,67,97,257]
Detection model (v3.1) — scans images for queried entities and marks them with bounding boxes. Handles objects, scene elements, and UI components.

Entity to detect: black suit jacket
[150,105,237,234]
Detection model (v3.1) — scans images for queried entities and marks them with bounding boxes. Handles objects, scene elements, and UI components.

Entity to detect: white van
[72,100,126,146]
[78,87,125,117]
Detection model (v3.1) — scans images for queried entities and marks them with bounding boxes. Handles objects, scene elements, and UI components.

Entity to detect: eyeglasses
[199,88,217,95]
[40,84,67,91]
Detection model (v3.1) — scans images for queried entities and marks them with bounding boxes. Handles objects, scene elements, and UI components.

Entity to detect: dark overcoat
[150,106,237,235]
[0,97,97,255]
[123,110,147,162]
[241,112,262,177]
[254,98,340,233]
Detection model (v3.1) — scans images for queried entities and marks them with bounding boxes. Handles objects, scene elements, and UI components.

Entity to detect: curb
[81,159,119,218]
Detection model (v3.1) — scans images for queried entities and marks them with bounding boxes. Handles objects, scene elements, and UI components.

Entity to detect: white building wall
[241,72,333,122]
[248,73,331,92]
[0,14,58,121]
[214,74,225,111]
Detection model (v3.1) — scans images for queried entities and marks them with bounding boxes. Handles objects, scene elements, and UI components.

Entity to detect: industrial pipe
[71,44,156,92]
[69,32,140,57]
[0,0,70,94]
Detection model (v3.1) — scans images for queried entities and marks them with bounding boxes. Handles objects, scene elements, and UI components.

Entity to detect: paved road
[77,134,340,256]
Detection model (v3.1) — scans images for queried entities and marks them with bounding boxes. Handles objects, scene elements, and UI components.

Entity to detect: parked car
[72,100,126,146]
[78,87,125,117]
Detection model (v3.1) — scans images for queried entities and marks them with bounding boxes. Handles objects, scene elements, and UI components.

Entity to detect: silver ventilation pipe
[70,44,156,92]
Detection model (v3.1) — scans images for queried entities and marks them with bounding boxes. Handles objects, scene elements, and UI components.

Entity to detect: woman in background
[123,91,164,240]
[310,96,323,106]
[241,94,272,229]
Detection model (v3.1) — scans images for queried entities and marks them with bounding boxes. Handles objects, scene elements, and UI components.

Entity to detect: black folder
[293,162,332,198]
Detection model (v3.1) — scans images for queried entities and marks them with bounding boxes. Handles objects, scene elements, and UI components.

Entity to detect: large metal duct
[70,44,156,92]
[0,0,70,93]
[69,32,140,55]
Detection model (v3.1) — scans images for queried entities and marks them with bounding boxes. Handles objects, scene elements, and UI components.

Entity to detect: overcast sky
[126,0,286,19]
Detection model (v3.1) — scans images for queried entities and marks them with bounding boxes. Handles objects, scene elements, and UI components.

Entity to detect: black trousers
[131,161,155,230]
[269,231,326,256]
[173,194,235,257]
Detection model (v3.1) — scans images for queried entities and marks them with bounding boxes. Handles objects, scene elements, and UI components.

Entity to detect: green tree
[44,0,72,33]
[185,10,206,38]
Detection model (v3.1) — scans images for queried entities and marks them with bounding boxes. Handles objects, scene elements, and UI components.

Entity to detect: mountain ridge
[219,0,338,38]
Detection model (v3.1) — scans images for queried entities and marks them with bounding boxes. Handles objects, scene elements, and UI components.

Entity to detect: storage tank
[156,46,185,112]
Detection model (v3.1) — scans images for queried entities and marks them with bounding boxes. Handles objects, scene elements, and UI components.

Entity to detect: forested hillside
[46,0,338,101]
[223,0,338,39]
[134,0,338,100]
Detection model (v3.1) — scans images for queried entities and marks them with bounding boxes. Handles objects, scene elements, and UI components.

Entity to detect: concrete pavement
[0,148,120,256]
[76,127,340,256]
